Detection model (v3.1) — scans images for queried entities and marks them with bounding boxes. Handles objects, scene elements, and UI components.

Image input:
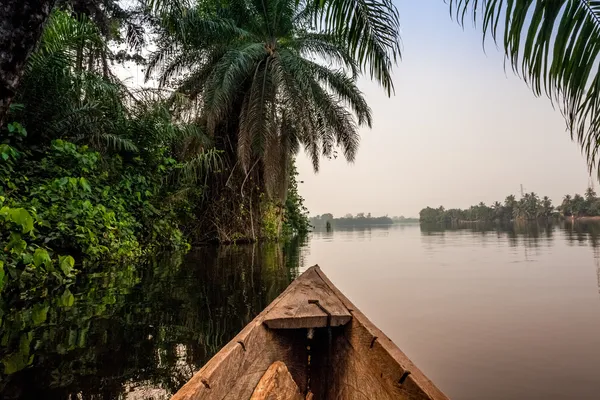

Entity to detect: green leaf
[6,233,27,254]
[58,289,75,307]
[9,208,34,233]
[59,255,75,276]
[79,177,91,192]
[21,253,33,264]
[33,248,51,268]
[31,304,49,326]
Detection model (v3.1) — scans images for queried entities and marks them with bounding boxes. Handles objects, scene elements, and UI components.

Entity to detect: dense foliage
[0,0,402,376]
[419,188,600,224]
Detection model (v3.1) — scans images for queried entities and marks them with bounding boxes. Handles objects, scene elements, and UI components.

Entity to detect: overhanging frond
[448,0,600,176]
[318,0,401,95]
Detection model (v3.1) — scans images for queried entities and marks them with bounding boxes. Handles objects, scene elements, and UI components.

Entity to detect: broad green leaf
[33,248,51,268]
[21,253,33,264]
[9,208,34,233]
[58,289,75,307]
[59,255,75,276]
[79,177,91,192]
[31,304,49,326]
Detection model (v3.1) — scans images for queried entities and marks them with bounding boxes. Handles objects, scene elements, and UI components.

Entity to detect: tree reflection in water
[420,220,600,294]
[0,239,304,399]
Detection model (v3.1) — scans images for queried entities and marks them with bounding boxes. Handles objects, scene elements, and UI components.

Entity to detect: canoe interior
[172,266,448,400]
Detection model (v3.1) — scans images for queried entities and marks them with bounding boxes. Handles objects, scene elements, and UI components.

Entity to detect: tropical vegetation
[3,0,600,387]
[419,188,600,224]
[0,0,400,378]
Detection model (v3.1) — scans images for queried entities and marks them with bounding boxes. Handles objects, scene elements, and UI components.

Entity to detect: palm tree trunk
[0,0,56,127]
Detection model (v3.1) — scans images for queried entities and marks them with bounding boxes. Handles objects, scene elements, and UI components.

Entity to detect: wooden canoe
[172,265,449,400]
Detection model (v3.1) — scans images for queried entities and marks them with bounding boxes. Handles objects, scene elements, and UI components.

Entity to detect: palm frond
[294,32,360,77]
[203,43,268,132]
[448,0,600,175]
[318,0,401,95]
[298,56,372,126]
[174,148,223,184]
[40,10,106,64]
[96,133,139,152]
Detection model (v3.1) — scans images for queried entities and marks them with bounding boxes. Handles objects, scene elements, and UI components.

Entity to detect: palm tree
[573,194,586,217]
[586,187,597,201]
[492,201,503,221]
[542,196,554,218]
[147,0,382,203]
[12,11,135,150]
[449,1,600,176]
[504,194,516,221]
[147,0,400,95]
[513,200,525,220]
[561,194,574,217]
[10,10,220,184]
[144,0,399,239]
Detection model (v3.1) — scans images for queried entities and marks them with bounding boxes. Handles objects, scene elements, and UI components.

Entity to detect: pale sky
[296,0,592,218]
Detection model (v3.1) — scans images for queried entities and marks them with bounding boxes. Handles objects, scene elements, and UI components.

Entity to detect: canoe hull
[172,265,448,400]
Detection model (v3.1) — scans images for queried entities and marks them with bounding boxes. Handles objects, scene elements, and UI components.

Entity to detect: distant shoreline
[419,216,600,224]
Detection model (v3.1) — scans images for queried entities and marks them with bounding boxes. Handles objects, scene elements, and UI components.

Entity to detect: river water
[2,222,600,399]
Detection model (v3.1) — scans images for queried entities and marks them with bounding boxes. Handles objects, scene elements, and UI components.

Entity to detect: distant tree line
[310,213,394,228]
[420,188,600,224]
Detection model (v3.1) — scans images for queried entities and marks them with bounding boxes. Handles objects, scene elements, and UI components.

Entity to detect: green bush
[0,137,189,267]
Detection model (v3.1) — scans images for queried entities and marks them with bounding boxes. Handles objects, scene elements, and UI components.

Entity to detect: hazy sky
[295,0,592,218]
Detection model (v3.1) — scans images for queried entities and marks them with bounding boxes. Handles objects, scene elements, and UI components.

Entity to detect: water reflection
[303,222,600,400]
[0,241,303,399]
[420,221,556,245]
[419,221,600,295]
[311,225,394,242]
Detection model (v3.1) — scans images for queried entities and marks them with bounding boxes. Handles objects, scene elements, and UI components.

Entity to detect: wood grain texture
[263,267,352,329]
[171,268,312,400]
[249,361,304,400]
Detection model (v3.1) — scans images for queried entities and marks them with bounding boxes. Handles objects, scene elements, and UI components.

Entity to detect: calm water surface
[306,223,600,400]
[2,222,600,399]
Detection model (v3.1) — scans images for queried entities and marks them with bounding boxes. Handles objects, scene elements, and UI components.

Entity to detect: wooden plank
[312,266,449,400]
[263,267,352,329]
[249,361,304,400]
